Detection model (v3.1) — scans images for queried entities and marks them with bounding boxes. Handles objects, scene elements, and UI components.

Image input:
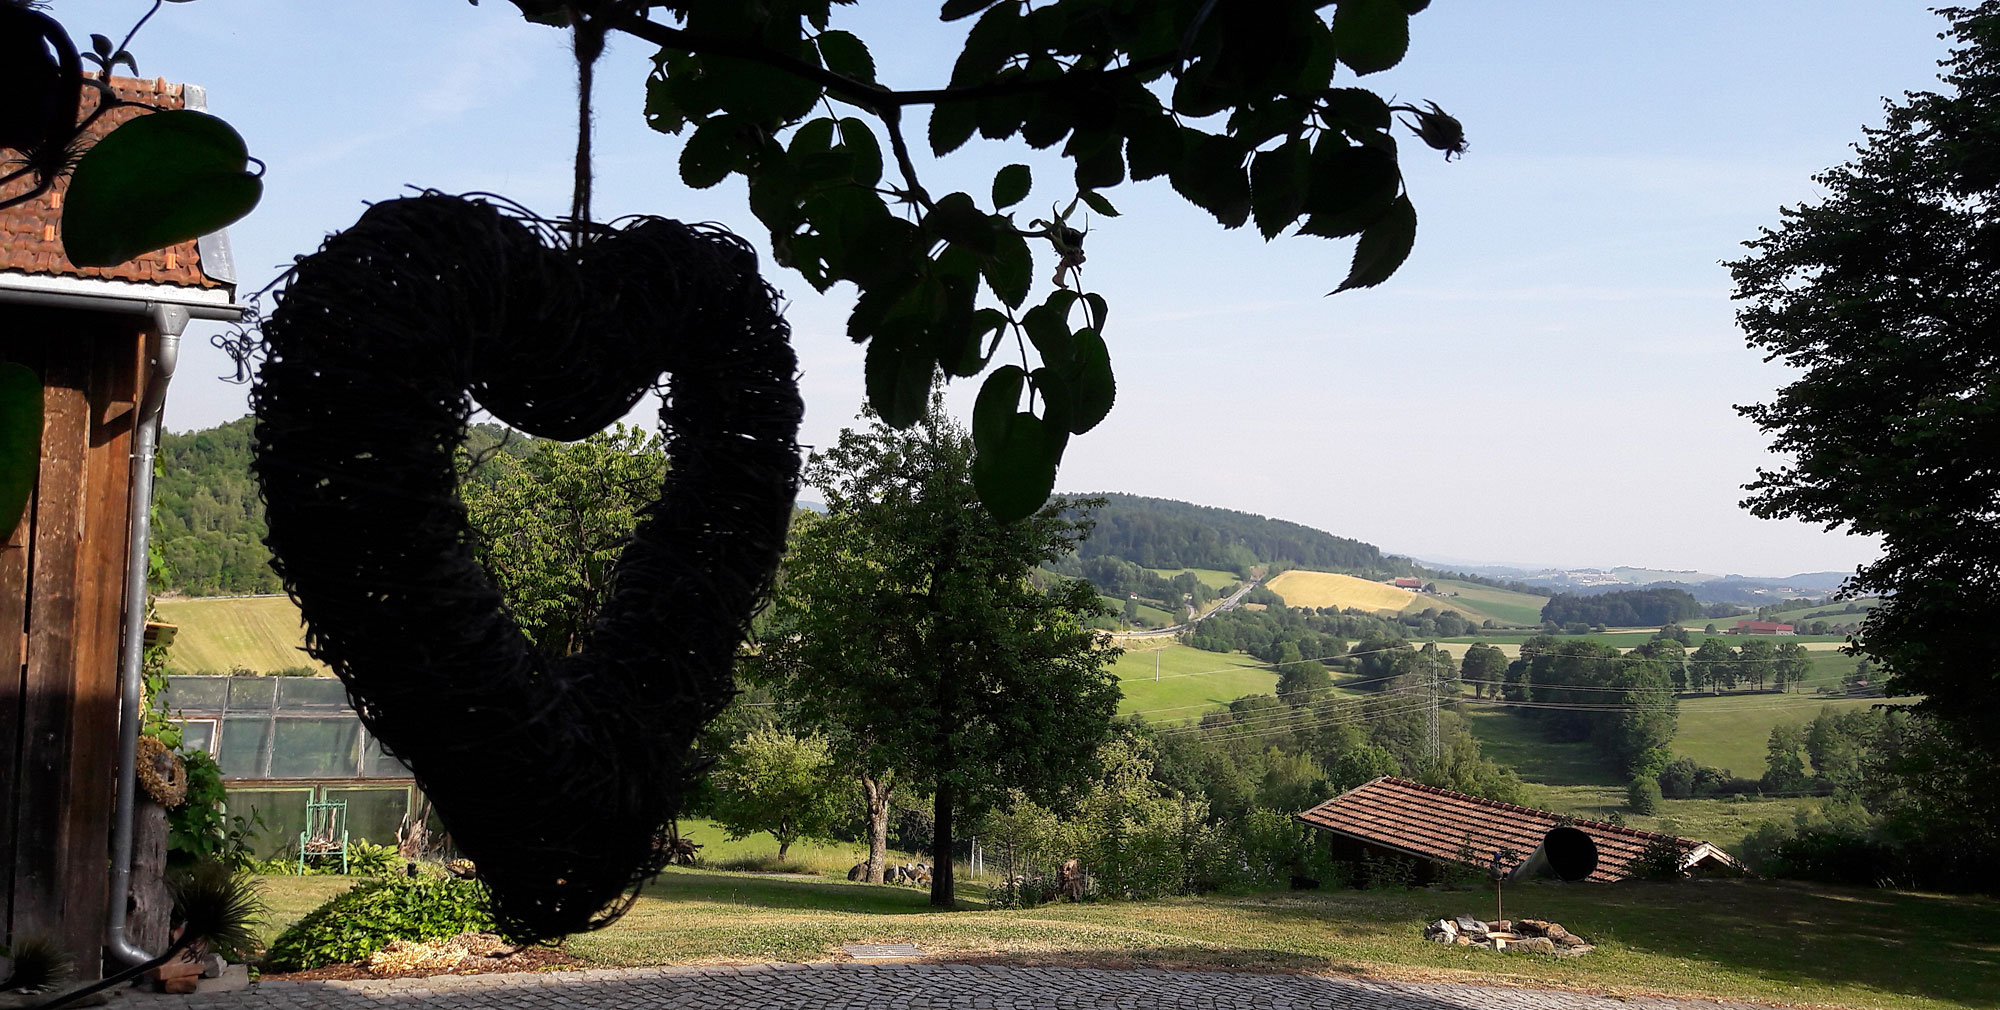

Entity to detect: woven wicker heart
[252,194,800,939]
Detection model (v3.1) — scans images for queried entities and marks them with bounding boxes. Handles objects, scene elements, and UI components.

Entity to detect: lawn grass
[1115,645,1276,720]
[559,872,1998,1010]
[244,864,2000,1008]
[1145,567,1241,591]
[1463,708,1621,787]
[1265,570,1415,613]
[155,595,330,675]
[1428,580,1549,627]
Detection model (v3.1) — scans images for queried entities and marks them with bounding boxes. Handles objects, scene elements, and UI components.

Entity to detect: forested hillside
[1539,587,1705,627]
[1070,493,1399,575]
[155,420,528,596]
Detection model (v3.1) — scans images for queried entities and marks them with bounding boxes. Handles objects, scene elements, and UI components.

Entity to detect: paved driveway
[128,962,1777,1010]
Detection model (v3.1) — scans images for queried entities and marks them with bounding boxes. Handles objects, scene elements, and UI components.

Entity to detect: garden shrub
[1626,775,1662,814]
[263,875,497,971]
[167,749,260,869]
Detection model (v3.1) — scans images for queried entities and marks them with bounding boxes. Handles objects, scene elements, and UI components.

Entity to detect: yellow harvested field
[1264,570,1418,614]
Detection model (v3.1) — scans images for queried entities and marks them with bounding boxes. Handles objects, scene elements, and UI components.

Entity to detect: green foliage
[460,424,666,655]
[1516,640,1678,774]
[263,875,498,971]
[1627,775,1662,815]
[617,1,1461,517]
[1540,588,1704,628]
[1763,723,1810,794]
[0,362,40,540]
[167,749,261,870]
[1629,834,1689,881]
[1071,493,1389,574]
[62,109,262,267]
[1731,3,2000,766]
[749,395,1122,903]
[708,729,850,857]
[345,840,399,877]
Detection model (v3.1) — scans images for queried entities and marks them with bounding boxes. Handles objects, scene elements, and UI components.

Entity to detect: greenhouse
[161,675,419,856]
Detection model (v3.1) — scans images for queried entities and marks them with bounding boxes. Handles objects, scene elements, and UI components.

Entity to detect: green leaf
[1333,193,1417,293]
[1021,298,1073,366]
[0,363,40,539]
[837,118,883,187]
[1168,130,1251,229]
[62,111,262,269]
[1061,328,1115,435]
[982,227,1033,308]
[865,334,935,428]
[941,0,998,21]
[1323,88,1392,133]
[1299,139,1400,238]
[816,30,875,83]
[992,164,1032,209]
[972,411,1062,522]
[705,51,824,124]
[926,192,998,255]
[643,76,688,134]
[1126,113,1183,182]
[928,100,978,157]
[973,365,1026,453]
[1079,191,1120,218]
[680,119,740,189]
[1251,139,1311,240]
[1332,0,1411,76]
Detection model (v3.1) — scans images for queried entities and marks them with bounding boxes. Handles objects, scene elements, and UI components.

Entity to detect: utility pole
[1426,646,1441,770]
[1155,650,1160,682]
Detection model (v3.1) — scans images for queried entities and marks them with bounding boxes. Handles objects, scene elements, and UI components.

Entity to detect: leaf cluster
[262,876,499,972]
[611,0,1461,517]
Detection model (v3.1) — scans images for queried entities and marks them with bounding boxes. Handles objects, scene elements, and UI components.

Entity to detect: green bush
[262,876,496,971]
[167,749,260,870]
[1627,775,1662,815]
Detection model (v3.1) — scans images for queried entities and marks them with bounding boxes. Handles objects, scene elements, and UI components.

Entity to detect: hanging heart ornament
[251,194,801,939]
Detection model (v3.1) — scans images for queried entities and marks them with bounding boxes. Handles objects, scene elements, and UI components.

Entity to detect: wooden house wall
[1,308,150,977]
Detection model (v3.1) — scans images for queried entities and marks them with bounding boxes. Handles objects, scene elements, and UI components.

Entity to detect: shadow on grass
[645,868,985,914]
[941,945,1351,975]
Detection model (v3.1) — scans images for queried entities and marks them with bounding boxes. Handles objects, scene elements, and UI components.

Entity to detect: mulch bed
[259,946,581,982]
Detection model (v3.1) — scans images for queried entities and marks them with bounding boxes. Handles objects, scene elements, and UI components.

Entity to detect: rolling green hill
[1428,579,1548,626]
[1112,644,1276,720]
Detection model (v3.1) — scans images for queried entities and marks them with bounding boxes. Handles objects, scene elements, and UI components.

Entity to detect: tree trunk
[130,801,172,952]
[930,777,955,907]
[863,775,891,884]
[778,837,791,860]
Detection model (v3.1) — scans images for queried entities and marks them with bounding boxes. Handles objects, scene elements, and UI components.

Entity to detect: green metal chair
[298,798,349,874]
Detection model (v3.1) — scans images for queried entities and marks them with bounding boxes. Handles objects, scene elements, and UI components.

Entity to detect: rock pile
[847,861,934,886]
[1422,915,1593,956]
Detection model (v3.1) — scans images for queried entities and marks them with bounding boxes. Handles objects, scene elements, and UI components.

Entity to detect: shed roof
[1295,776,1739,882]
[0,76,234,301]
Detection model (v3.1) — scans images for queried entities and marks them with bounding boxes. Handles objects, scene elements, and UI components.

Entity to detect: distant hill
[1068,493,1401,577]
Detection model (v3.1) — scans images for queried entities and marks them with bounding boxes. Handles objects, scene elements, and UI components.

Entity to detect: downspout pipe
[105,304,187,968]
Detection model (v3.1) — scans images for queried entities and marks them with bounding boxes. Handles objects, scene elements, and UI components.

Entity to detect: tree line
[1539,587,1706,628]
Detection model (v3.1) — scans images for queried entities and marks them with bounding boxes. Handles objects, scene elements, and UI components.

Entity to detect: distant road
[1113,578,1259,641]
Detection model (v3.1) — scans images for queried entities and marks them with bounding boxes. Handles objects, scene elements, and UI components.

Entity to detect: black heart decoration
[251,194,801,939]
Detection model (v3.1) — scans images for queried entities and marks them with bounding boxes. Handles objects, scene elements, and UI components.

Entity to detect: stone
[159,977,198,995]
[199,953,225,978]
[1514,919,1548,936]
[1427,918,1458,940]
[1454,915,1489,938]
[197,964,249,993]
[1453,936,1475,946]
[1490,919,1512,932]
[1553,944,1597,958]
[1509,937,1558,955]
[1428,930,1455,944]
[848,863,865,882]
[1487,937,1506,951]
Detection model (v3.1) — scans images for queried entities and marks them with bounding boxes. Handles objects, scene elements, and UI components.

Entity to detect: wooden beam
[0,337,42,952]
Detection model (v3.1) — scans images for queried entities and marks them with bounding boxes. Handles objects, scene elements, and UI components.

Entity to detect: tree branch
[595,7,1175,112]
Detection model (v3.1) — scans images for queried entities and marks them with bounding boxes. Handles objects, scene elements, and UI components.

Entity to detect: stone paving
[123,962,1781,1010]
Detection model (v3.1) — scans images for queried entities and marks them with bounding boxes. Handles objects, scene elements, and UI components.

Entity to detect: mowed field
[1145,567,1241,591]
[1264,570,1416,613]
[1113,644,1276,720]
[154,595,329,675]
[1428,579,1548,626]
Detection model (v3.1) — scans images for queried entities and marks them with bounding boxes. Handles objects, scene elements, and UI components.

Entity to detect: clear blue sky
[56,2,1950,577]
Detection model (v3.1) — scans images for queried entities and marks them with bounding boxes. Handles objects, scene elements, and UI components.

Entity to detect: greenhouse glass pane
[165,676,229,711]
[361,734,412,778]
[277,678,351,710]
[268,718,361,778]
[227,677,275,711]
[324,787,410,846]
[217,716,271,778]
[227,788,313,858]
[176,720,216,756]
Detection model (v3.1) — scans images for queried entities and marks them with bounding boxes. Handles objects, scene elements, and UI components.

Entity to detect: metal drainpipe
[105,304,187,967]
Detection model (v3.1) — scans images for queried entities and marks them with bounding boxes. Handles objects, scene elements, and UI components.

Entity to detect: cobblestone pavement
[124,962,1780,1010]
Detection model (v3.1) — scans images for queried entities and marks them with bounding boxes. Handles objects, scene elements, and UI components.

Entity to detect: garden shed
[0,77,243,977]
[1296,777,1741,883]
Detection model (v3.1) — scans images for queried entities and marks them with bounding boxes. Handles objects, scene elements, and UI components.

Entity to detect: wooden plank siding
[1,310,149,977]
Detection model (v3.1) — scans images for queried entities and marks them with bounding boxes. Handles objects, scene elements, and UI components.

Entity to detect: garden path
[127,961,1779,1010]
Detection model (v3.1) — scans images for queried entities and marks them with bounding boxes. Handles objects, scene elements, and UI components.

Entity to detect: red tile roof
[1295,776,1733,882]
[0,76,226,289]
